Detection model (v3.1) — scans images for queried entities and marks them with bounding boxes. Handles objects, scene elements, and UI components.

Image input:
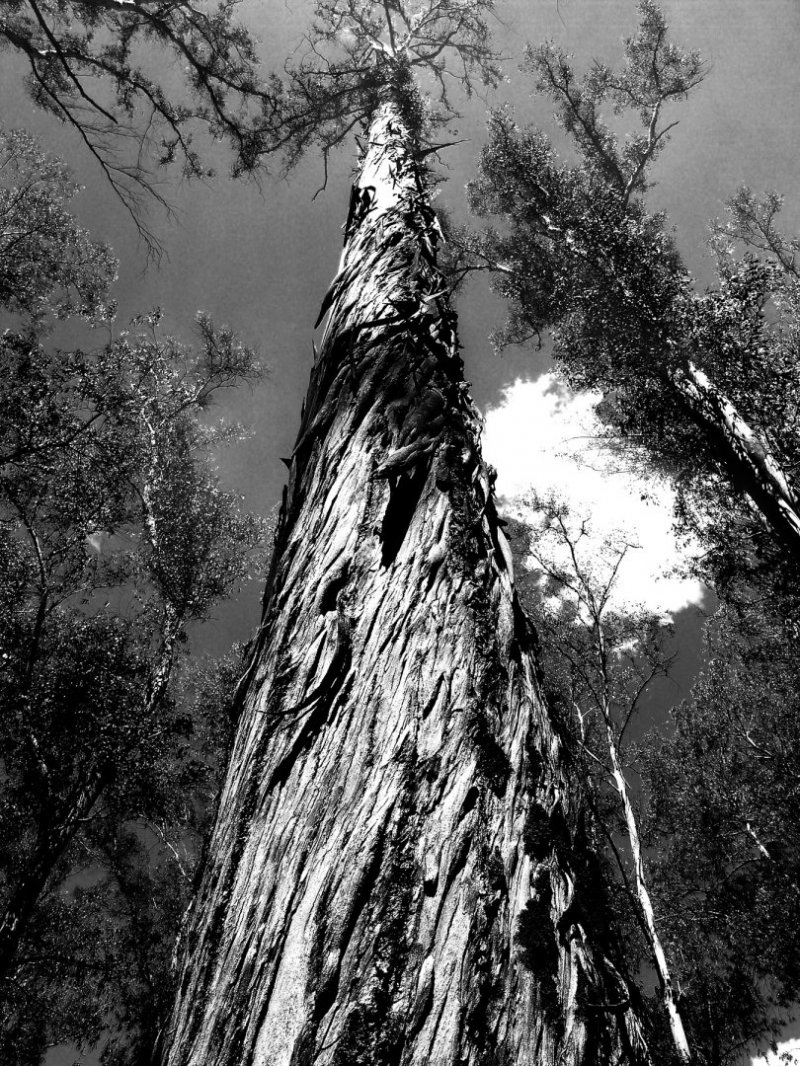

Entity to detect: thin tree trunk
[162,83,650,1066]
[600,700,691,1063]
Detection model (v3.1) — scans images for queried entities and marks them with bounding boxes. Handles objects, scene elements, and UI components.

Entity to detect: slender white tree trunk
[600,701,691,1064]
[161,84,650,1066]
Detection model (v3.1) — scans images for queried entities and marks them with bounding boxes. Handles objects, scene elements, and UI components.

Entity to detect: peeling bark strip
[162,80,649,1066]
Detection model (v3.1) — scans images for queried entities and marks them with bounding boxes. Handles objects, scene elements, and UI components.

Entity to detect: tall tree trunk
[162,82,650,1066]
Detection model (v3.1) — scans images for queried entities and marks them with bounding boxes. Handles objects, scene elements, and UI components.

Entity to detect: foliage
[0,127,117,322]
[510,497,693,1059]
[466,0,800,603]
[466,21,800,1046]
[260,0,502,174]
[509,495,800,1062]
[0,653,241,1066]
[513,498,674,763]
[0,0,273,252]
[1,0,513,241]
[0,129,264,1064]
[638,607,800,1065]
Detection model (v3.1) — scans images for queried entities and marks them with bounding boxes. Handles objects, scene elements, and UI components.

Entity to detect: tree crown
[261,0,502,174]
[1,0,273,254]
[0,127,117,323]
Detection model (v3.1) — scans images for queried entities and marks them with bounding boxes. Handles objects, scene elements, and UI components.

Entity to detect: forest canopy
[1,1,800,1065]
[0,124,265,1063]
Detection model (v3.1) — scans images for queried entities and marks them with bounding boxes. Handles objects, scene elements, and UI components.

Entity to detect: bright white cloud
[753,1039,800,1066]
[482,374,706,619]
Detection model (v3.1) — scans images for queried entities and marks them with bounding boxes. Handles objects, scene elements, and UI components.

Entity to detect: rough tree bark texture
[162,83,649,1066]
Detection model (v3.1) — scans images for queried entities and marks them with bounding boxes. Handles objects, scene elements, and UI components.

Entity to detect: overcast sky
[5,2,798,1064]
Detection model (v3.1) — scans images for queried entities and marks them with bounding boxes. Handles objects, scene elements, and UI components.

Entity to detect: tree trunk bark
[674,361,800,558]
[161,83,650,1066]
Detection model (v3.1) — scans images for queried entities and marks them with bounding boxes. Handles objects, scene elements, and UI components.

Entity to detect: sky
[483,373,706,619]
[4,0,800,658]
[754,1041,800,1066]
[4,2,800,1063]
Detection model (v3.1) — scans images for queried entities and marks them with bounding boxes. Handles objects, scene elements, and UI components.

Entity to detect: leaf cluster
[0,128,117,322]
[0,129,264,1064]
[0,0,276,254]
[479,8,800,1048]
[637,606,800,1065]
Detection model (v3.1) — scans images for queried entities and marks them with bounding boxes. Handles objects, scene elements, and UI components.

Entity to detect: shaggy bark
[162,82,650,1066]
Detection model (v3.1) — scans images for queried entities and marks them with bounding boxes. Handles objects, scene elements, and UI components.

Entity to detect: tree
[160,5,655,1065]
[466,0,800,597]
[0,0,273,253]
[254,0,502,178]
[513,498,690,1063]
[0,653,240,1066]
[0,127,117,323]
[0,317,263,964]
[638,605,800,1066]
[0,128,265,1062]
[514,493,800,1066]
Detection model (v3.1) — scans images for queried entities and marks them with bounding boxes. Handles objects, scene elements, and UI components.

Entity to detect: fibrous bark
[162,76,649,1066]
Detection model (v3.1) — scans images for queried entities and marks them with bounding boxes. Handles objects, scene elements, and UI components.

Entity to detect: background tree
[463,7,800,1053]
[160,3,653,1065]
[512,499,690,1063]
[0,653,241,1066]
[512,492,800,1065]
[638,605,800,1066]
[0,0,274,252]
[465,0,800,601]
[0,127,117,322]
[0,128,265,1064]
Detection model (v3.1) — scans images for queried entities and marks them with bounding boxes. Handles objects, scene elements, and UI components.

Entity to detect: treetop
[263,0,503,172]
[526,0,705,203]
